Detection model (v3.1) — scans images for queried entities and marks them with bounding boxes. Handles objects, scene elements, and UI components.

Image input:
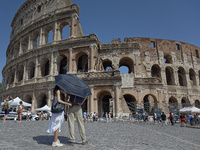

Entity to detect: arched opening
[143,94,157,115]
[33,31,40,48]
[81,99,88,113]
[24,95,32,104]
[38,93,47,108]
[47,30,53,43]
[195,100,200,108]
[164,54,172,64]
[9,70,15,85]
[181,97,190,108]
[18,65,24,82]
[169,96,178,109]
[123,94,137,114]
[28,62,35,79]
[14,42,20,57]
[178,67,187,86]
[22,37,29,53]
[165,66,175,85]
[189,68,197,86]
[77,53,88,72]
[119,57,134,74]
[98,91,112,117]
[45,26,54,44]
[103,59,113,71]
[41,58,50,77]
[60,23,70,40]
[59,57,67,74]
[151,64,161,77]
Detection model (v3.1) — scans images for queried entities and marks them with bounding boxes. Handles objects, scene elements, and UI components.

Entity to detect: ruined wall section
[11,0,74,39]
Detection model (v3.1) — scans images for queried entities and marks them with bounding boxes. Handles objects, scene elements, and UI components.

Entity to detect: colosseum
[1,0,200,118]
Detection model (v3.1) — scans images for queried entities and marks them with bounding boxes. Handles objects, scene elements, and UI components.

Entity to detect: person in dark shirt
[161,112,167,126]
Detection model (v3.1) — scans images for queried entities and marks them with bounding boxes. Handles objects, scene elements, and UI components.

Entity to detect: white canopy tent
[179,106,200,113]
[36,105,51,112]
[1,97,31,107]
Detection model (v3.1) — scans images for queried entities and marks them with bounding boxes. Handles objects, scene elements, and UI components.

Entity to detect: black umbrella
[55,74,91,98]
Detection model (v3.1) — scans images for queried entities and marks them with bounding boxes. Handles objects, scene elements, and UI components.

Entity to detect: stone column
[23,61,27,83]
[35,57,39,78]
[68,48,73,73]
[19,39,23,55]
[114,85,121,117]
[89,44,97,72]
[53,21,59,42]
[89,85,94,113]
[39,28,44,46]
[70,14,78,38]
[48,89,52,107]
[32,92,36,113]
[50,53,54,76]
[28,34,33,50]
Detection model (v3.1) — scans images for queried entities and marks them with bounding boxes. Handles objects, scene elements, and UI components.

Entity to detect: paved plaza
[0,120,200,150]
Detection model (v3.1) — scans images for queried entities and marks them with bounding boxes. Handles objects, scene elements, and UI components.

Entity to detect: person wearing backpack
[169,113,174,125]
[3,96,14,122]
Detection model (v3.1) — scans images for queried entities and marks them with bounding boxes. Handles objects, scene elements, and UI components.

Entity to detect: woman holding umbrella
[55,74,92,146]
[47,86,72,147]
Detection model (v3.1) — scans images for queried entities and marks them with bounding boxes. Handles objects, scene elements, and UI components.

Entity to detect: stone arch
[189,68,197,86]
[123,94,137,114]
[169,96,178,109]
[22,37,29,53]
[45,26,54,44]
[164,54,172,63]
[28,61,35,79]
[37,93,47,108]
[8,69,15,85]
[119,57,134,74]
[178,67,187,86]
[41,58,50,77]
[33,31,40,48]
[17,65,24,82]
[198,71,200,85]
[76,52,88,72]
[181,97,190,108]
[195,100,200,108]
[151,64,161,77]
[165,66,175,85]
[59,56,67,74]
[60,22,70,40]
[102,59,113,71]
[24,95,32,104]
[97,90,112,117]
[143,94,158,115]
[14,42,20,57]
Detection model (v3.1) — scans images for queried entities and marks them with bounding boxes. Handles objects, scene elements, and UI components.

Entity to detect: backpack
[3,102,9,109]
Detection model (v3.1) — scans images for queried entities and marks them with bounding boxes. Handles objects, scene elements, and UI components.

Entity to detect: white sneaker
[52,140,63,147]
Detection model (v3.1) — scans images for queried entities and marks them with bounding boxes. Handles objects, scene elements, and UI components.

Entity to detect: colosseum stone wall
[1,0,200,118]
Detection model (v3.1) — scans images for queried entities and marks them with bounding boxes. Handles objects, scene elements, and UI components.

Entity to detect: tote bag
[51,97,64,113]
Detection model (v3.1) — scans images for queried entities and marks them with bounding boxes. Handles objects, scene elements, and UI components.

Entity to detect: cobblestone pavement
[0,120,200,150]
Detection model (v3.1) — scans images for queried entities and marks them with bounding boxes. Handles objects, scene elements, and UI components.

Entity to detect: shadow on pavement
[33,135,69,146]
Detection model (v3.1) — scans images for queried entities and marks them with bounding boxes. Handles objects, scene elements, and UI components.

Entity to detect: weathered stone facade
[1,0,200,117]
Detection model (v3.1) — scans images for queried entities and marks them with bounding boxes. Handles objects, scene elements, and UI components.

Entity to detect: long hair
[53,85,60,96]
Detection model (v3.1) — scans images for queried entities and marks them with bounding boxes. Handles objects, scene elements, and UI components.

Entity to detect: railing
[134,77,162,85]
[75,71,121,79]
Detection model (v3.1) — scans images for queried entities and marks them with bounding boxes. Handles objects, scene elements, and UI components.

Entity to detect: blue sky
[0,0,200,82]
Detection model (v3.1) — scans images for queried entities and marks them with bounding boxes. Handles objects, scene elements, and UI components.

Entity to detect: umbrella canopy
[55,74,91,98]
[1,97,31,107]
[36,105,51,111]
